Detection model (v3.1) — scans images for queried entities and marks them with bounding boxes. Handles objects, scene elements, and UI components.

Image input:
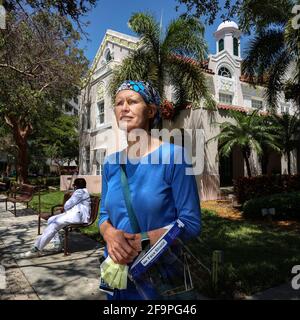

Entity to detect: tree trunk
[16,140,29,183]
[5,116,32,184]
[261,151,270,175]
[242,149,252,177]
[287,151,291,175]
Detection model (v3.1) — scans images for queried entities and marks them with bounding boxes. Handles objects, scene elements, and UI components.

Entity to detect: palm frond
[128,12,160,59]
[162,16,207,60]
[108,49,157,99]
[167,54,212,107]
[242,28,285,83]
[265,50,292,109]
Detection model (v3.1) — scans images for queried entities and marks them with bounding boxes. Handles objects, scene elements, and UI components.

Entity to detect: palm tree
[209,110,280,177]
[242,1,300,111]
[268,113,300,175]
[109,12,215,116]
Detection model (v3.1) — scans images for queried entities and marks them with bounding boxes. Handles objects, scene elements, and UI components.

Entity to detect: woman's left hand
[124,227,166,250]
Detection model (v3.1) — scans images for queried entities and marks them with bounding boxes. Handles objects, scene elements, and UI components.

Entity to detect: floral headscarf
[116,80,161,127]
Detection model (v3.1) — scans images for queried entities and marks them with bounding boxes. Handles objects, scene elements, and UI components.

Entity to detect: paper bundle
[100,256,128,289]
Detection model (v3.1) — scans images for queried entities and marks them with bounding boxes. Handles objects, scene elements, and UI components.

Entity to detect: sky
[78,0,250,64]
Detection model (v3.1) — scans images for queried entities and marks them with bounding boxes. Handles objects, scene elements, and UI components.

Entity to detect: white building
[63,96,79,116]
[79,22,298,200]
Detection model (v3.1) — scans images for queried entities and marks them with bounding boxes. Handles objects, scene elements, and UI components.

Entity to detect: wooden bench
[38,193,100,256]
[0,179,12,211]
[6,183,36,216]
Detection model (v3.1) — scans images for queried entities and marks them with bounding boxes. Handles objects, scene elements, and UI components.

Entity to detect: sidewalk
[245,283,300,300]
[0,200,106,300]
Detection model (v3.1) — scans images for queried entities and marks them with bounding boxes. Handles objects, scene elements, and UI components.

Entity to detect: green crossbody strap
[120,163,141,234]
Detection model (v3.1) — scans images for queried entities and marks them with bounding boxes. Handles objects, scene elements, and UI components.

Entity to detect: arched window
[218,66,232,78]
[105,49,112,62]
[233,37,239,56]
[218,39,224,52]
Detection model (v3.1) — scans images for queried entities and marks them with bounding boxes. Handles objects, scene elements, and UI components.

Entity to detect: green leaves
[110,12,213,114]
[241,1,300,110]
[0,9,87,181]
[210,110,280,177]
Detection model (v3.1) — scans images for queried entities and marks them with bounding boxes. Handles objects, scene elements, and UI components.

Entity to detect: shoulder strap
[120,163,141,233]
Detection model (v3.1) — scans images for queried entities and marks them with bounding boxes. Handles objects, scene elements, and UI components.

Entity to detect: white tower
[213,20,241,59]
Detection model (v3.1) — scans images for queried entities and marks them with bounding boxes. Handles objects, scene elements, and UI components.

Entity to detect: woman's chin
[119,121,141,132]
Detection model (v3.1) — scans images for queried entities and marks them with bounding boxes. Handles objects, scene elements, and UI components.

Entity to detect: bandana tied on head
[116,80,161,127]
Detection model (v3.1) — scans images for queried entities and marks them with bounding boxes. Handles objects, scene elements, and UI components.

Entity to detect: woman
[99,80,201,300]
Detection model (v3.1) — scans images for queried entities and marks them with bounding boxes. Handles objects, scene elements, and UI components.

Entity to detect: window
[105,50,112,62]
[86,103,91,129]
[65,103,73,113]
[251,99,263,109]
[233,37,239,56]
[218,66,232,78]
[85,146,90,174]
[219,93,233,105]
[97,101,105,125]
[94,149,106,175]
[218,39,224,52]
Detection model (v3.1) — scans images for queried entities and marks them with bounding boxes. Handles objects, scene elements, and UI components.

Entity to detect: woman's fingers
[120,238,137,256]
[124,232,141,251]
[105,229,140,264]
[123,232,135,240]
[110,247,136,264]
[108,240,138,264]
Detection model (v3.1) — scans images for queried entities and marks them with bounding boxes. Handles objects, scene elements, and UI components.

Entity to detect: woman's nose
[120,101,130,111]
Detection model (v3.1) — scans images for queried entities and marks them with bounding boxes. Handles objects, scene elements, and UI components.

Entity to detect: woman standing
[99,80,201,300]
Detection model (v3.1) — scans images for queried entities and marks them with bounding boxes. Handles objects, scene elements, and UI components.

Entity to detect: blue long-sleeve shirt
[98,142,201,240]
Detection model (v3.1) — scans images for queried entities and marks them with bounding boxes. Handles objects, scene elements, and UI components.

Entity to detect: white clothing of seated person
[20,178,91,258]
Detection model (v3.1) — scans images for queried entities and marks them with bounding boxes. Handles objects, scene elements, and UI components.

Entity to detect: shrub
[28,176,60,187]
[234,174,300,203]
[243,192,300,219]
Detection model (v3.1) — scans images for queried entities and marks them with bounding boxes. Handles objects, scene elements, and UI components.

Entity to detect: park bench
[38,192,100,256]
[6,183,36,216]
[0,179,11,211]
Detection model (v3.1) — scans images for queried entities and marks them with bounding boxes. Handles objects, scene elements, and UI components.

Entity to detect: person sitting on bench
[20,178,91,258]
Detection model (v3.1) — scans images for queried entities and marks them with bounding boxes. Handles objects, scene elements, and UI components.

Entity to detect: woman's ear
[148,104,157,119]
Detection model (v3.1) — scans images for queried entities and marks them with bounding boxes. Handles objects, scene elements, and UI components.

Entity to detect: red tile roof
[217,103,247,112]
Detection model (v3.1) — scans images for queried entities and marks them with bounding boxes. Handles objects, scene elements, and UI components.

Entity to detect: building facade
[79,22,298,200]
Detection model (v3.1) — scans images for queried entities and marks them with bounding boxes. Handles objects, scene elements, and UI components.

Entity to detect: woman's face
[114,90,156,132]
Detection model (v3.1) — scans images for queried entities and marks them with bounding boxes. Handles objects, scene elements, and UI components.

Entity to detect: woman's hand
[100,221,139,265]
[124,227,166,250]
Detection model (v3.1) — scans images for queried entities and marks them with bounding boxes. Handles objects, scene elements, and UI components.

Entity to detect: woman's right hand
[102,222,139,265]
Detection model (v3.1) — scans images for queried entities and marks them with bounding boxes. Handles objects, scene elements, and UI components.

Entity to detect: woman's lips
[120,116,133,121]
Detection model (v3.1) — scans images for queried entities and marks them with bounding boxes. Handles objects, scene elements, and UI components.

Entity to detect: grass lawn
[29,190,65,212]
[189,209,300,298]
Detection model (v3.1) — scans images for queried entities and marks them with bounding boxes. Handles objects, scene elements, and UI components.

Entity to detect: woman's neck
[126,133,161,158]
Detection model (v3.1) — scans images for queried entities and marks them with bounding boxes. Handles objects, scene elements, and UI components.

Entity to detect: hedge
[234,174,300,203]
[28,176,60,187]
[243,192,300,219]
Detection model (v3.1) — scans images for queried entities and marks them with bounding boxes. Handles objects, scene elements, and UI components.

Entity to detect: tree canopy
[0,10,88,182]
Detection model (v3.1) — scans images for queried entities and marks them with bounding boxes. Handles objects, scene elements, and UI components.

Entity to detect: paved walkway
[245,283,300,300]
[0,200,106,300]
